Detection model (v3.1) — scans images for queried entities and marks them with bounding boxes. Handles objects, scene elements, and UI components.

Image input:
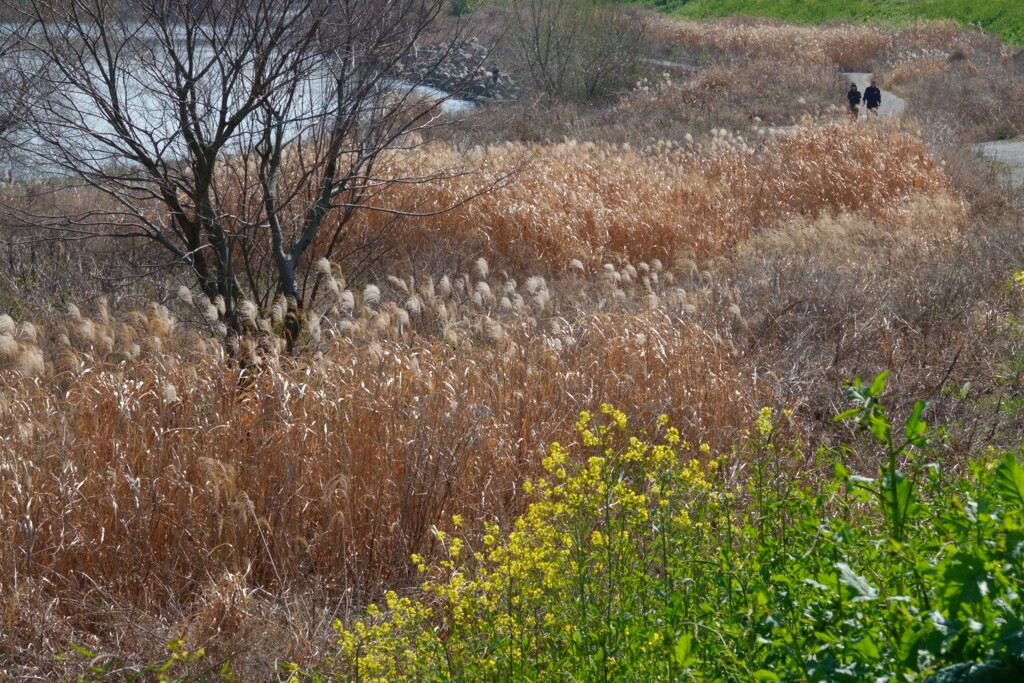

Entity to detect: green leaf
[751,671,781,682]
[70,642,97,658]
[869,411,891,441]
[995,456,1024,506]
[674,633,696,667]
[870,371,889,396]
[834,460,850,481]
[836,562,878,602]
[942,552,990,618]
[849,634,880,660]
[835,408,862,421]
[904,400,928,441]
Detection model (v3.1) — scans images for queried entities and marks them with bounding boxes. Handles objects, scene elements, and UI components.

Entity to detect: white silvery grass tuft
[638,262,650,273]
[307,314,322,344]
[316,257,332,276]
[214,295,226,316]
[444,324,460,346]
[405,295,422,316]
[18,322,37,343]
[15,346,44,375]
[395,308,410,330]
[161,382,179,403]
[387,275,409,295]
[549,319,561,335]
[372,311,390,333]
[613,288,626,303]
[500,296,513,312]
[177,286,192,305]
[437,275,452,297]
[204,303,219,323]
[67,303,82,320]
[503,279,517,296]
[532,288,550,311]
[363,284,381,306]
[420,278,436,301]
[0,333,16,358]
[525,276,546,295]
[326,274,341,295]
[273,295,288,325]
[474,257,489,280]
[475,281,491,298]
[651,259,663,272]
[77,317,97,343]
[97,298,110,323]
[645,293,660,310]
[484,317,503,342]
[240,300,258,320]
[569,258,585,273]
[0,314,14,336]
[624,264,637,279]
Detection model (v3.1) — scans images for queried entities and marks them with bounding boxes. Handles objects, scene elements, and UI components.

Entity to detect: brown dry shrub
[0,303,757,677]
[885,58,951,88]
[592,56,845,131]
[710,198,1020,463]
[323,122,958,274]
[873,22,1024,142]
[646,15,891,71]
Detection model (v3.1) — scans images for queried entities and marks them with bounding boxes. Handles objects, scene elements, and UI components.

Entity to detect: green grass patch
[663,0,1024,46]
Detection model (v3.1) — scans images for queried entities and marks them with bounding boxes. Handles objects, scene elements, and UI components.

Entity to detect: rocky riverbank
[397,39,518,103]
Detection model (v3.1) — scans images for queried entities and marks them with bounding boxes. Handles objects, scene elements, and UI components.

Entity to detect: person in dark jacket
[864,80,882,118]
[847,83,861,121]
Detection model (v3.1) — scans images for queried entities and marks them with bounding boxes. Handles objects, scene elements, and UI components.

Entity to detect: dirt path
[842,72,907,120]
[975,140,1024,188]
[761,72,906,136]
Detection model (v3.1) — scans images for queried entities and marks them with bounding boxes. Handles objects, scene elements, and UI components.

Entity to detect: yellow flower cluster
[330,406,733,679]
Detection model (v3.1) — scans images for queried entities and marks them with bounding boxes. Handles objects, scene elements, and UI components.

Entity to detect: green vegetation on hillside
[668,0,1024,45]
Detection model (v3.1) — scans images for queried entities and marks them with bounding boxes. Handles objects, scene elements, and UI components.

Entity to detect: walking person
[847,83,862,121]
[864,80,882,119]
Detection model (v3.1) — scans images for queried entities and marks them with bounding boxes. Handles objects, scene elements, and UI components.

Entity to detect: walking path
[975,140,1024,189]
[761,72,905,136]
[842,72,907,120]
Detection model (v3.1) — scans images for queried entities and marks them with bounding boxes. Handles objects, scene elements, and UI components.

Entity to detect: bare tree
[0,0,486,344]
[510,0,645,102]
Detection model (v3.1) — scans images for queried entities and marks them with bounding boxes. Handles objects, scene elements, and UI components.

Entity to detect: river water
[1,24,475,181]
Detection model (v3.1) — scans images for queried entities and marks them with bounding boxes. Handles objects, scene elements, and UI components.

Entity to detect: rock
[393,38,519,104]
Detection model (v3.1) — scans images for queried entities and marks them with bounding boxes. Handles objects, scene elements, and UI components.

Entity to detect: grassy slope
[669,0,1024,45]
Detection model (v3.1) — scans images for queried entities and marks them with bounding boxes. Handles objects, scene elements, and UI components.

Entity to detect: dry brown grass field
[3,12,1024,681]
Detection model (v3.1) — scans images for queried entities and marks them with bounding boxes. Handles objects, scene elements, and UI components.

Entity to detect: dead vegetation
[3,12,1024,681]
